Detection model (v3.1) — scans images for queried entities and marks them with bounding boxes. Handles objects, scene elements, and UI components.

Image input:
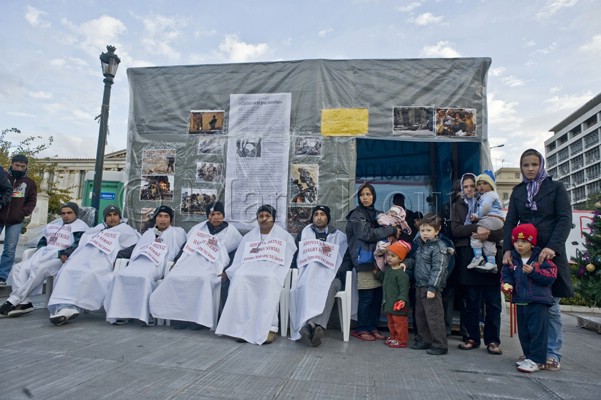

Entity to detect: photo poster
[141,149,176,175]
[392,106,435,136]
[225,93,292,231]
[196,161,224,183]
[139,175,175,202]
[188,110,225,134]
[130,207,164,233]
[287,206,312,235]
[435,107,477,137]
[294,136,322,156]
[290,164,318,205]
[197,137,225,155]
[180,187,217,215]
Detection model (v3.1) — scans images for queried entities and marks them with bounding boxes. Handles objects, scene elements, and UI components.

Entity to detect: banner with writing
[46,224,73,249]
[134,241,168,266]
[297,239,339,270]
[89,231,121,255]
[182,230,219,263]
[242,238,285,266]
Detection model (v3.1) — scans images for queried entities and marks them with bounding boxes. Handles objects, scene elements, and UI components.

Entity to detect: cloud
[488,93,522,132]
[549,86,561,93]
[218,34,270,62]
[544,91,594,112]
[25,6,50,28]
[489,67,506,77]
[411,12,443,26]
[502,75,526,87]
[580,34,601,53]
[536,0,579,19]
[318,28,334,37]
[62,15,127,58]
[524,40,536,48]
[419,41,461,58]
[140,15,185,61]
[397,2,422,13]
[530,42,557,56]
[29,91,53,100]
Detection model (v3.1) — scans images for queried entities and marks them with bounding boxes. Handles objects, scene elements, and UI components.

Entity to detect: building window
[514,172,520,179]
[547,153,557,166]
[573,170,585,185]
[559,161,570,176]
[571,154,583,170]
[569,125,582,137]
[587,181,601,195]
[558,134,569,145]
[584,130,599,147]
[586,163,601,180]
[583,114,598,130]
[570,139,583,155]
[557,147,569,162]
[574,186,586,201]
[503,192,509,200]
[585,147,600,164]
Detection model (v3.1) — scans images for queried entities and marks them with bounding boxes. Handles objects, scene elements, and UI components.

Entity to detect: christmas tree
[571,199,601,308]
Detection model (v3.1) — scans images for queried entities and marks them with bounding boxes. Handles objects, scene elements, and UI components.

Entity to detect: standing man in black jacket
[0,155,38,286]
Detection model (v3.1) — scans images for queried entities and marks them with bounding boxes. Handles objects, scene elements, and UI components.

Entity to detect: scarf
[523,158,548,212]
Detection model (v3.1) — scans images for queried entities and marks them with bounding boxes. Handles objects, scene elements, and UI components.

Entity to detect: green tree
[0,128,72,224]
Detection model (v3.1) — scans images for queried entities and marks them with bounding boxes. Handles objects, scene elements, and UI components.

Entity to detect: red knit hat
[388,240,412,261]
[511,223,537,246]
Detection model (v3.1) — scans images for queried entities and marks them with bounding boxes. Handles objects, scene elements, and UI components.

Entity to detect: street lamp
[92,45,121,225]
[490,144,505,149]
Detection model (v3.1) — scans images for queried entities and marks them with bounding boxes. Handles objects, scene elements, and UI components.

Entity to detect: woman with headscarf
[346,183,401,341]
[502,149,572,371]
[451,173,504,355]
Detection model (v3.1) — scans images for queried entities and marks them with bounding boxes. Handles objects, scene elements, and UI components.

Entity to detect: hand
[522,263,533,274]
[60,255,69,263]
[218,272,228,282]
[502,250,512,265]
[501,283,513,294]
[472,226,490,241]
[538,247,556,263]
[393,300,405,311]
[470,213,479,222]
[426,291,435,299]
[400,263,407,272]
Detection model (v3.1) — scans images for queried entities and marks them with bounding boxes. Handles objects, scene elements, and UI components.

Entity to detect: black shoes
[0,301,33,317]
[0,301,15,316]
[426,347,448,355]
[410,341,432,350]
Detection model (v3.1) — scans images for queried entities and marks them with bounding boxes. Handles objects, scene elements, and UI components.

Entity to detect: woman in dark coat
[502,148,572,371]
[451,173,504,354]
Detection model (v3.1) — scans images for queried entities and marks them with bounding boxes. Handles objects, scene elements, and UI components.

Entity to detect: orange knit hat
[388,240,412,261]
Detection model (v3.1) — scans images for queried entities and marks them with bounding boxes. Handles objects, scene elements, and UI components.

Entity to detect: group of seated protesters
[0,201,349,346]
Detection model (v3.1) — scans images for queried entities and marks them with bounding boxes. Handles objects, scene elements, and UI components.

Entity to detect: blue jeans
[0,223,23,281]
[547,297,563,362]
[356,287,383,332]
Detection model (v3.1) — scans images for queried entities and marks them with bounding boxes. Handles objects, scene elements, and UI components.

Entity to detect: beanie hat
[256,204,276,220]
[388,240,412,261]
[103,205,121,220]
[11,154,29,164]
[476,170,496,191]
[206,201,225,217]
[154,205,174,221]
[311,205,331,224]
[511,223,537,246]
[60,202,79,216]
[357,183,376,205]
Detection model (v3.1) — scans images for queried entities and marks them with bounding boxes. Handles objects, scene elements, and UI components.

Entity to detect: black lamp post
[91,45,121,225]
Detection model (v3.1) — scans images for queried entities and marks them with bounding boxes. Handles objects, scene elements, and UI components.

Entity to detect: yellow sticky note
[321,108,369,136]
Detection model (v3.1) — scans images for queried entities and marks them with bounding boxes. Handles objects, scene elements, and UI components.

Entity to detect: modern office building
[545,92,601,205]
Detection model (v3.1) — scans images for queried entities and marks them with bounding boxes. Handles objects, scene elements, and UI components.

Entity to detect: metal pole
[91,76,114,225]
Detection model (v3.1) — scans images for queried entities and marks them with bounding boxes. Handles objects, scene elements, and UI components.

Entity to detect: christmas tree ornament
[586,263,595,273]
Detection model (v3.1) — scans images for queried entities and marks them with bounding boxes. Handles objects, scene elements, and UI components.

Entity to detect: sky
[1,0,601,169]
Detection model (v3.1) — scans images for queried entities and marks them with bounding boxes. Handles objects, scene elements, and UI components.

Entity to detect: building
[494,167,521,207]
[545,92,601,205]
[45,149,126,204]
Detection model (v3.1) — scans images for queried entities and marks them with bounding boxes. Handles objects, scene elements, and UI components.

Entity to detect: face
[155,212,171,230]
[386,251,401,267]
[60,208,77,224]
[312,210,328,228]
[521,154,541,180]
[359,187,374,207]
[11,161,27,171]
[257,211,275,233]
[208,211,224,227]
[104,211,121,227]
[419,224,440,242]
[477,180,492,193]
[513,239,533,256]
[462,178,476,199]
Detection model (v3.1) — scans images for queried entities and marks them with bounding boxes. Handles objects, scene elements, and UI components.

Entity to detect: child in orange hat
[373,240,412,348]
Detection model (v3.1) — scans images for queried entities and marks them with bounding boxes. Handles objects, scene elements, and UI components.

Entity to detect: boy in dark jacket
[502,223,557,373]
[373,240,411,348]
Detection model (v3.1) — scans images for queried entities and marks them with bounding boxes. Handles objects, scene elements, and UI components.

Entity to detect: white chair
[288,269,353,342]
[279,268,293,337]
[17,248,56,304]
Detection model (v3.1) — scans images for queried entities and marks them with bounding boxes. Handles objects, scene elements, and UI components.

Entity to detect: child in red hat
[501,223,557,373]
[373,240,412,348]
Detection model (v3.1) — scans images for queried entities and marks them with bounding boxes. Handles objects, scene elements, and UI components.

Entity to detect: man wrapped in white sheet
[149,201,242,329]
[47,205,141,325]
[0,202,88,318]
[290,205,349,346]
[104,206,186,325]
[215,204,296,345]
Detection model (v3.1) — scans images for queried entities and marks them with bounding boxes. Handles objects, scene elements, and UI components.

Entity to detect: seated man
[103,206,186,326]
[149,201,242,330]
[289,205,349,347]
[215,205,296,345]
[0,202,88,317]
[47,205,141,326]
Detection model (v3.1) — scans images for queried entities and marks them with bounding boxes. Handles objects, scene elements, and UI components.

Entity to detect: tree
[0,128,72,224]
[571,193,601,308]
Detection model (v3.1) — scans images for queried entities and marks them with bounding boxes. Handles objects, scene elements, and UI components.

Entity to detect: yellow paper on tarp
[321,108,369,136]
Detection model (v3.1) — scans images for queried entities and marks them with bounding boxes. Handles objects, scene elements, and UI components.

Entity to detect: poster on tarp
[435,108,477,137]
[290,164,318,205]
[225,93,291,230]
[392,106,434,136]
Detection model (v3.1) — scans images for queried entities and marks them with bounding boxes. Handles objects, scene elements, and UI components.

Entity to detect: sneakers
[517,359,545,373]
[7,302,34,317]
[475,262,498,274]
[0,301,15,316]
[49,307,80,326]
[0,279,6,287]
[515,355,526,366]
[466,257,484,269]
[311,325,324,347]
[264,331,278,344]
[426,347,448,355]
[546,357,561,371]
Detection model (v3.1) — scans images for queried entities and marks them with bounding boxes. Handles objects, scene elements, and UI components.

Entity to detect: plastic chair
[17,248,57,304]
[279,268,293,337]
